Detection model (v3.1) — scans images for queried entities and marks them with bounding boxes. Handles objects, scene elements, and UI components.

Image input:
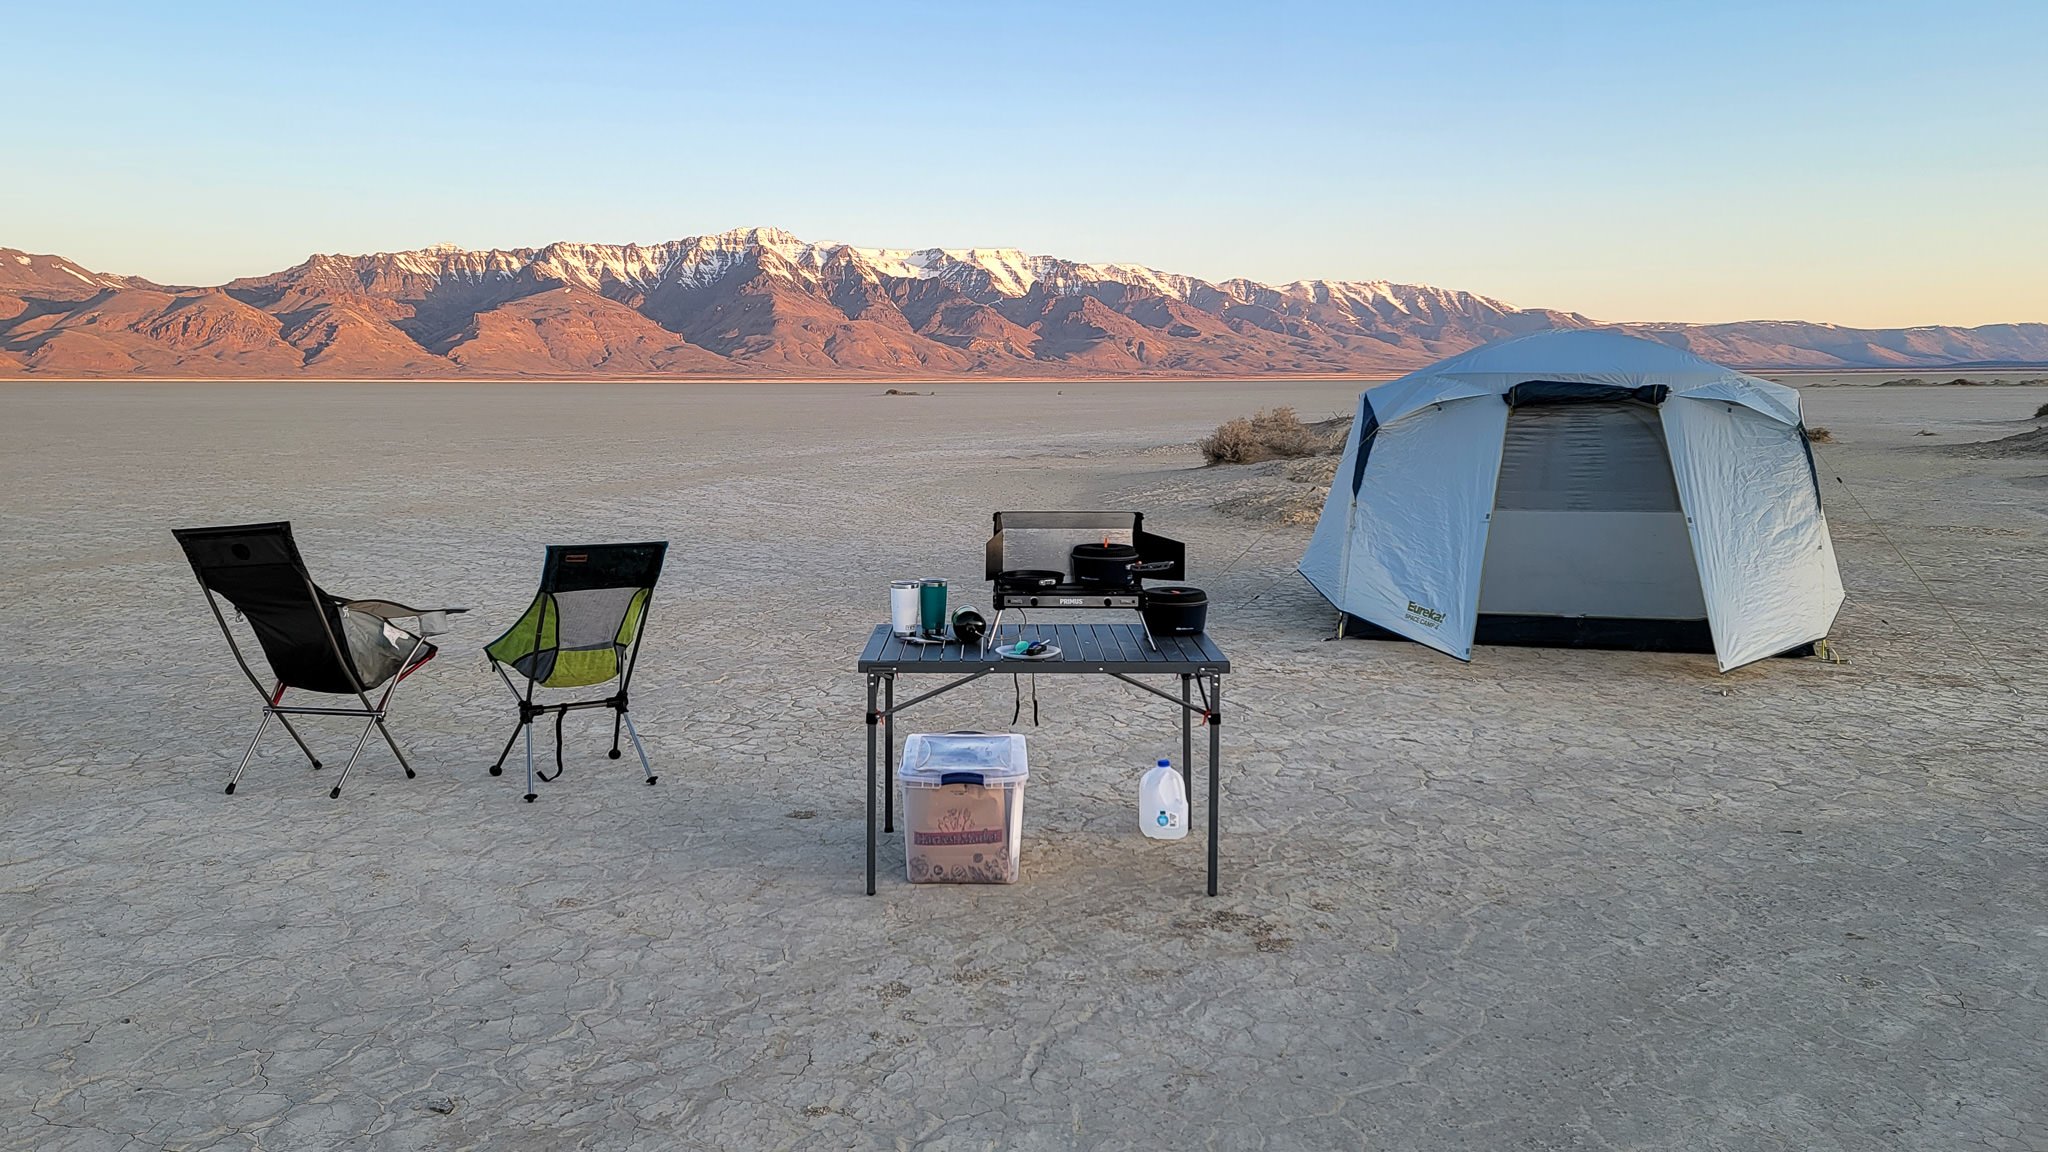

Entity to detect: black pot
[1140,585,1208,636]
[1070,542,1172,588]
[996,568,1065,592]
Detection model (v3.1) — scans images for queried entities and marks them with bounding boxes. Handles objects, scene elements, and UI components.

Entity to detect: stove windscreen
[986,511,1184,584]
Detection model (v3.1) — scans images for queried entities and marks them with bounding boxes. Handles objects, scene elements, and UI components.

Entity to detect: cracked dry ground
[2,381,2043,1151]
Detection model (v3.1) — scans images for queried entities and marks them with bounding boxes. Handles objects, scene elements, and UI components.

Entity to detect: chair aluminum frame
[187,566,438,800]
[484,580,659,803]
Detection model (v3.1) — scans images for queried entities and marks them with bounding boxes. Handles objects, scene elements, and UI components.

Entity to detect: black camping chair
[483,542,668,802]
[172,521,466,798]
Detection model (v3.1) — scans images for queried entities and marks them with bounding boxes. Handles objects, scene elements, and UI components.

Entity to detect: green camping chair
[484,542,668,801]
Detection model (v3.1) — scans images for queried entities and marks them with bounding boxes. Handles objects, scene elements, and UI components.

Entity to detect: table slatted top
[856,622,1228,674]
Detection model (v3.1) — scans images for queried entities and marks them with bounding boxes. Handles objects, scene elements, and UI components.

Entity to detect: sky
[3,0,2043,328]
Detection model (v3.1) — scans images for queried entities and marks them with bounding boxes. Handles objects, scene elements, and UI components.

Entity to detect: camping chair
[483,542,668,802]
[172,521,465,798]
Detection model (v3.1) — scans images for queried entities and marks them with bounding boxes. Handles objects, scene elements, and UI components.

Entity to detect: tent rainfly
[1299,330,1844,672]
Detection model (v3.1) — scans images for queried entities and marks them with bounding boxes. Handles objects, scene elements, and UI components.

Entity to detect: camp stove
[1003,588,1145,610]
[983,511,1186,649]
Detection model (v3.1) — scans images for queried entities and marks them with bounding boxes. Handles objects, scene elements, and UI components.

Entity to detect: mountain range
[5,227,2046,379]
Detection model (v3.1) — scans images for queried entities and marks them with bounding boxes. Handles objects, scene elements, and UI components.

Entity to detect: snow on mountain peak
[250,227,1517,316]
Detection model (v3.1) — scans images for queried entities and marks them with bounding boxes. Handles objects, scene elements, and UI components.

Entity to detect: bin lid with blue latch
[899,732,1028,786]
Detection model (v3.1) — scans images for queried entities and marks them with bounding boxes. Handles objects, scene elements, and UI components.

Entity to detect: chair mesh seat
[486,585,649,688]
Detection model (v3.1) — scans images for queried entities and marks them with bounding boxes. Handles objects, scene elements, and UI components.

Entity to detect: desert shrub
[1200,406,1342,465]
[1199,417,1263,464]
[1249,406,1320,456]
[1806,426,1835,443]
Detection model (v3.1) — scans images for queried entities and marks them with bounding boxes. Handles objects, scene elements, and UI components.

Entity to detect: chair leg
[263,685,322,770]
[523,720,537,803]
[488,719,522,776]
[621,711,656,785]
[375,719,416,779]
[328,718,378,800]
[226,713,272,795]
[609,708,624,760]
[273,713,322,770]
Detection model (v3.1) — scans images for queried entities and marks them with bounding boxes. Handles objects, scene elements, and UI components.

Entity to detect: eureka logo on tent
[1405,601,1446,628]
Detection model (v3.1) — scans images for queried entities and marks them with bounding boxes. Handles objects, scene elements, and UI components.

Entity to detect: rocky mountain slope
[4,229,2044,378]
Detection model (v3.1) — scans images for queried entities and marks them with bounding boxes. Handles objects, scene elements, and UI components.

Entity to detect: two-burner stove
[994,585,1145,611]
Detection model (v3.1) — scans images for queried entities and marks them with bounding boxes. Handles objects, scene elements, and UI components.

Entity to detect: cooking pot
[996,568,1065,592]
[1070,542,1173,589]
[1140,585,1208,636]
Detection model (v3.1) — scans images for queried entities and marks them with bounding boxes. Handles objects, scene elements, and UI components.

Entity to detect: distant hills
[4,227,2045,378]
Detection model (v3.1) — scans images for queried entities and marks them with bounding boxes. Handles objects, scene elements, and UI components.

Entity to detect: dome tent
[1299,330,1843,672]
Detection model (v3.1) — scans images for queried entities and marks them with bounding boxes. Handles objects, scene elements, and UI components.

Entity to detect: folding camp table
[856,621,1230,896]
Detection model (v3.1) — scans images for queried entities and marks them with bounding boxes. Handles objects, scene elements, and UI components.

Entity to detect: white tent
[1299,330,1843,672]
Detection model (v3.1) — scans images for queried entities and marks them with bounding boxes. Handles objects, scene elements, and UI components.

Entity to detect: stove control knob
[1028,596,1040,607]
[1103,598,1113,607]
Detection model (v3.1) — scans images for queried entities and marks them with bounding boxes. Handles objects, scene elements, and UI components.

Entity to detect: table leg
[866,673,878,896]
[1181,673,1194,825]
[883,674,895,834]
[1207,673,1222,897]
[1180,675,1193,779]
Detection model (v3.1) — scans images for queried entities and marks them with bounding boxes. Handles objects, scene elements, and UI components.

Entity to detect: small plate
[998,644,1062,661]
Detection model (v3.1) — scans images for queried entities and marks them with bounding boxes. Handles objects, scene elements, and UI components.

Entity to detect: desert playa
[2,376,2044,1149]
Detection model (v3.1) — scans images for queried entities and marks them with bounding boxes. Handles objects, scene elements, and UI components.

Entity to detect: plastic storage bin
[900,732,1029,884]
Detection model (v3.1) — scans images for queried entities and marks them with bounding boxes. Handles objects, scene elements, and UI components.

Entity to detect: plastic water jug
[1140,759,1188,840]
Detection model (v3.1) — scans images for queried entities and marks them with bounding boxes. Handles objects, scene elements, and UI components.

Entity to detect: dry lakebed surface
[1,376,2044,1150]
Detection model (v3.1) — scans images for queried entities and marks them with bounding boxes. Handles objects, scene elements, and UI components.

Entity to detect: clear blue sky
[5,0,2042,327]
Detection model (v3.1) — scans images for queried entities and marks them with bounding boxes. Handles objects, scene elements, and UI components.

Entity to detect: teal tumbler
[918,579,948,636]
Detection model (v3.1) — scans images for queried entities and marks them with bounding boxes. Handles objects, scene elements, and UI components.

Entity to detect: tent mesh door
[1478,402,1707,622]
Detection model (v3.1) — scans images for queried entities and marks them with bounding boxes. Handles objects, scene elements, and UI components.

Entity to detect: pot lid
[1072,541,1140,557]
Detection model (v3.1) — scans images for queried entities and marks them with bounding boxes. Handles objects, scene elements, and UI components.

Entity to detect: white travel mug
[890,581,921,636]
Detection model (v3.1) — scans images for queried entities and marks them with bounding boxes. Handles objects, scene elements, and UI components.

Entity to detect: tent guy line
[1810,453,2020,696]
